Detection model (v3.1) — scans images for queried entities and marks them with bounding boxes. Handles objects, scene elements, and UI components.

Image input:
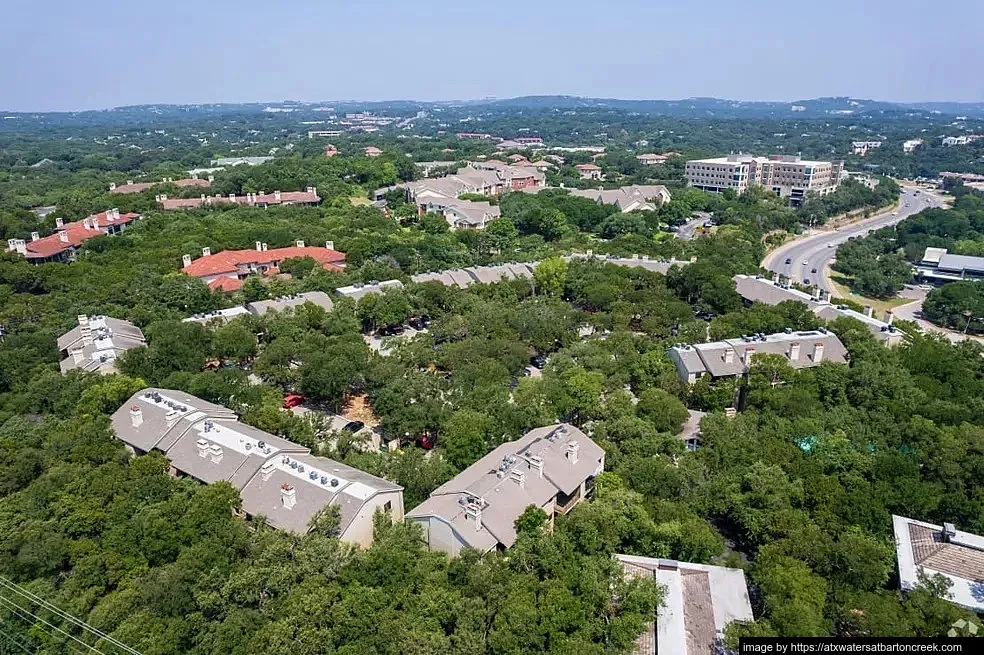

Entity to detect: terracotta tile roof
[19,210,140,260]
[112,178,210,194]
[208,277,243,292]
[182,245,346,278]
[576,163,602,171]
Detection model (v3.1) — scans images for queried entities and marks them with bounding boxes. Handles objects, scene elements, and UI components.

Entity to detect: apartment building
[6,209,141,263]
[669,329,848,384]
[734,275,904,347]
[406,423,604,555]
[404,162,543,229]
[942,135,982,147]
[685,154,843,204]
[902,139,923,154]
[618,554,753,655]
[575,163,603,180]
[180,240,345,291]
[336,279,405,302]
[247,291,335,315]
[58,315,146,374]
[568,185,671,212]
[157,187,321,210]
[850,141,882,156]
[893,515,984,613]
[111,389,403,546]
[110,176,211,194]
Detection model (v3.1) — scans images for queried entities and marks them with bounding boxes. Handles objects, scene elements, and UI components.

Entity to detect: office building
[685,154,843,204]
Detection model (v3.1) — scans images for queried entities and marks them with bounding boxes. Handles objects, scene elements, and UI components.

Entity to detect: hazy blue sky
[2,0,982,111]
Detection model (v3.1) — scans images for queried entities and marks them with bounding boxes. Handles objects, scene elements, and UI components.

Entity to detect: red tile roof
[159,189,321,210]
[112,178,210,194]
[182,245,345,277]
[208,277,243,292]
[576,164,602,170]
[18,210,141,260]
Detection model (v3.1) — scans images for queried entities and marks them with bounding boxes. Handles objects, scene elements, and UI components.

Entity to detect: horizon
[2,0,983,112]
[4,93,984,115]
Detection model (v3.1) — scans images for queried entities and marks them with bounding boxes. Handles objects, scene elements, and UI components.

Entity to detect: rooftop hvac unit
[309,470,318,480]
[257,440,265,448]
[297,465,305,473]
[290,461,298,469]
[320,476,328,485]
[330,478,339,487]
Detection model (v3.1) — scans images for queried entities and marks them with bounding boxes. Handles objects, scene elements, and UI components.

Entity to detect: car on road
[530,354,548,369]
[283,393,305,409]
[811,268,817,273]
[785,257,792,264]
[827,243,835,248]
[802,261,808,265]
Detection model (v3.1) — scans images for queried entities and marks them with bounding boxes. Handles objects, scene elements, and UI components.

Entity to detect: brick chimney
[182,254,192,267]
[813,342,824,363]
[130,405,143,427]
[281,483,297,509]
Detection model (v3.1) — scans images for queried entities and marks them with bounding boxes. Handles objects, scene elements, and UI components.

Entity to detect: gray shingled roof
[58,316,146,374]
[670,330,847,380]
[247,291,334,315]
[733,275,818,307]
[407,423,604,550]
[110,389,401,535]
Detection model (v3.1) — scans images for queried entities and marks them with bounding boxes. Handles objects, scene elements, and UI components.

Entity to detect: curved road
[763,187,945,292]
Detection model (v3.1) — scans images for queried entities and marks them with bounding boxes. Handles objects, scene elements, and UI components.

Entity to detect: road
[675,216,707,241]
[892,286,984,345]
[763,187,945,292]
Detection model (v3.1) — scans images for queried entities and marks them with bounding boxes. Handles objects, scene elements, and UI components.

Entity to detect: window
[383,501,392,513]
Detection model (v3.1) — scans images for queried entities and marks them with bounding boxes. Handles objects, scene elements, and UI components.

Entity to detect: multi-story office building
[685,154,843,204]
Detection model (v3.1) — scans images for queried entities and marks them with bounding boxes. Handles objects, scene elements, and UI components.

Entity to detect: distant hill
[470,95,943,118]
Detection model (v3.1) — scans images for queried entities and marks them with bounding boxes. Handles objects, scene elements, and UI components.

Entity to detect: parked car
[378,324,405,336]
[530,354,548,369]
[408,314,431,330]
[418,432,437,450]
[283,393,305,409]
[784,257,792,264]
[342,420,365,433]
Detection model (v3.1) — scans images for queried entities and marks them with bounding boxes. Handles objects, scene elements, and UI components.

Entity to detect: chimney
[82,218,92,230]
[229,193,236,201]
[59,231,69,243]
[724,348,735,364]
[789,342,801,361]
[863,306,874,317]
[111,208,120,220]
[509,469,525,488]
[281,483,297,509]
[464,500,482,530]
[201,194,207,203]
[196,439,209,458]
[261,243,268,252]
[744,346,756,366]
[529,454,544,477]
[78,314,88,327]
[31,232,39,241]
[208,175,215,182]
[109,182,116,190]
[55,217,63,228]
[884,311,894,325]
[202,247,211,257]
[813,342,824,363]
[274,191,282,202]
[127,180,133,185]
[295,240,305,248]
[208,444,223,463]
[567,440,580,464]
[130,405,143,427]
[325,240,334,250]
[261,462,275,482]
[182,254,193,268]
[256,241,263,252]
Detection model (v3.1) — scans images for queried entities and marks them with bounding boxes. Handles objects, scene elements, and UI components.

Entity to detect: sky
[2,0,983,112]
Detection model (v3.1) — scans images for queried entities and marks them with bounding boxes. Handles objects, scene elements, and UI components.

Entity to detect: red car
[283,393,305,409]
[417,432,437,450]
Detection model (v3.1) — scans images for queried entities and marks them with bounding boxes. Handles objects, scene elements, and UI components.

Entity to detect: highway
[762,187,945,292]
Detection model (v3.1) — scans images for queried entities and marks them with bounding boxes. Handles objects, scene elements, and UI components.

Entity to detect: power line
[0,595,94,655]
[0,578,140,655]
[0,622,35,655]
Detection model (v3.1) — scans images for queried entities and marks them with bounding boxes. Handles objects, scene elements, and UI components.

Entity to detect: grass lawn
[828,273,912,314]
